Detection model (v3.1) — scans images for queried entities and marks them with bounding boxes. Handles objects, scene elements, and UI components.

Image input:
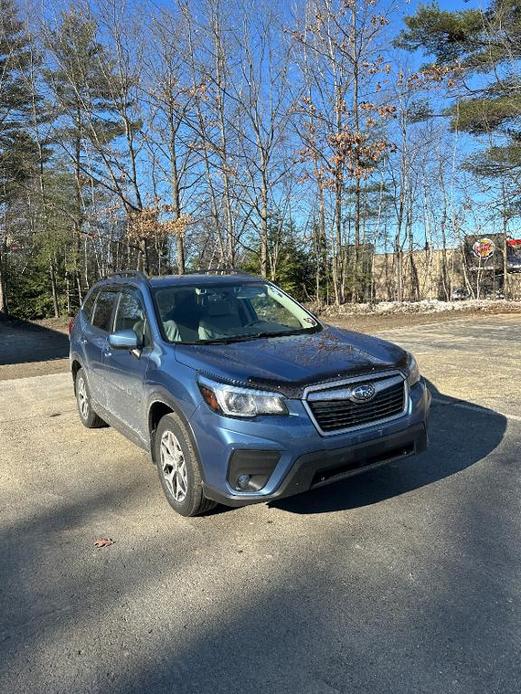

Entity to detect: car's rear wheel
[75,368,106,429]
[154,412,216,517]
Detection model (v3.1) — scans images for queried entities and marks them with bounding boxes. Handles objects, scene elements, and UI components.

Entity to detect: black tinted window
[82,289,98,322]
[115,290,150,345]
[92,291,117,332]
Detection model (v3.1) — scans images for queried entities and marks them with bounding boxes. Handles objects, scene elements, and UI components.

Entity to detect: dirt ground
[0,317,70,380]
[328,304,521,333]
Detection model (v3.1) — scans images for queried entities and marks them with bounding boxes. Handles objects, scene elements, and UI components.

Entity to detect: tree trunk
[501,183,509,299]
[333,176,343,305]
[49,258,59,318]
[185,12,226,267]
[260,174,269,278]
[351,177,361,303]
[351,5,361,304]
[84,236,89,290]
[212,11,235,269]
[76,272,83,305]
[317,182,326,304]
[503,235,509,299]
[395,250,403,303]
[175,235,185,276]
[65,270,71,316]
[0,245,7,316]
[170,112,185,275]
[440,214,450,301]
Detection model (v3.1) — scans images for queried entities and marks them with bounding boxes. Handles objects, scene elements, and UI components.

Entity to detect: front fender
[145,384,205,472]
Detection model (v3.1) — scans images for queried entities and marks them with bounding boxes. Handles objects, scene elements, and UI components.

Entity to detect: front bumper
[204,422,427,506]
[192,380,431,507]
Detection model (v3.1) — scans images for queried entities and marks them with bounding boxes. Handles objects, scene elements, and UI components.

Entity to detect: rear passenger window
[82,289,98,323]
[92,291,117,332]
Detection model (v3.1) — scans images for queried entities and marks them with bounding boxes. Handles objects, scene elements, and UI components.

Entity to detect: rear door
[84,288,119,407]
[103,287,151,442]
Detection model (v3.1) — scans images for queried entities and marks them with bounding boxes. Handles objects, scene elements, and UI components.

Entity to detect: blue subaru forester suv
[69,271,430,516]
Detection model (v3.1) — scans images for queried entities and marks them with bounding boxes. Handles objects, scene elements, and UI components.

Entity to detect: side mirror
[109,329,139,350]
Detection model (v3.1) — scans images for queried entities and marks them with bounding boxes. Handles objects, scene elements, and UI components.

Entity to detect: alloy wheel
[77,376,89,420]
[160,430,188,502]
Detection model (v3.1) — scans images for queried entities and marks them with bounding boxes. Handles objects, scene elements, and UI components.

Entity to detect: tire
[75,368,107,429]
[154,411,216,517]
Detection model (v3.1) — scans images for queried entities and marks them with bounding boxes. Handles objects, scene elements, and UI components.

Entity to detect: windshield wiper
[204,327,319,344]
[186,333,265,345]
[181,325,321,346]
[257,329,307,339]
[251,324,322,339]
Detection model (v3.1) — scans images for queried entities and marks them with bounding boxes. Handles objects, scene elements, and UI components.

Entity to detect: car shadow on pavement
[101,383,517,694]
[270,379,508,515]
[0,383,515,692]
[0,316,69,365]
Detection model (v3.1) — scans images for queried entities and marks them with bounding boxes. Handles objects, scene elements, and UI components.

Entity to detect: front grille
[307,378,406,433]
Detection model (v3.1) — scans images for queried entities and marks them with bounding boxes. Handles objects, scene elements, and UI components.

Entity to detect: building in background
[370,235,521,302]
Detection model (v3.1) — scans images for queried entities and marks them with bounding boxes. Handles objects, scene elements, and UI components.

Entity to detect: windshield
[153,282,320,344]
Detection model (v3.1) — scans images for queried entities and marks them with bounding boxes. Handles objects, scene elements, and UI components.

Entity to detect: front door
[104,288,151,443]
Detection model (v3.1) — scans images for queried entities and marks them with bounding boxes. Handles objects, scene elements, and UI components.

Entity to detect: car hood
[174,325,407,397]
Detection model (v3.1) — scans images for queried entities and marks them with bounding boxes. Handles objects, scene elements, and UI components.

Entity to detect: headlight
[198,378,288,417]
[405,353,421,387]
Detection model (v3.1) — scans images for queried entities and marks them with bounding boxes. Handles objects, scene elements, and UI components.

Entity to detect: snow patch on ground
[313,299,521,318]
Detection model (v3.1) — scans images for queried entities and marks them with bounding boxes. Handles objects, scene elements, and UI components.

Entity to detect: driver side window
[115,290,151,347]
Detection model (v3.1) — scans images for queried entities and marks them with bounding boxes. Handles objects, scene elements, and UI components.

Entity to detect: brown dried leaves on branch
[398,64,463,91]
[328,129,395,180]
[127,204,191,241]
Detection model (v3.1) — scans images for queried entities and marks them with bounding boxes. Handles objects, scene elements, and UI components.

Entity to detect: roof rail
[188,267,258,277]
[106,270,149,282]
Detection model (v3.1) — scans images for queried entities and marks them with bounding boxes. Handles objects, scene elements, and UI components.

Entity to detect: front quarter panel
[144,344,201,448]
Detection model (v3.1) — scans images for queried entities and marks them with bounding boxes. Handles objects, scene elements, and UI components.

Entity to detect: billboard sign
[465,233,504,270]
[472,237,495,260]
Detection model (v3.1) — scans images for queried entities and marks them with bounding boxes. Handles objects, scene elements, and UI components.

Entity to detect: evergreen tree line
[1,0,520,318]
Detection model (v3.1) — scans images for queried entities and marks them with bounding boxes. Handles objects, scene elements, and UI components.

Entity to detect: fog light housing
[228,450,280,492]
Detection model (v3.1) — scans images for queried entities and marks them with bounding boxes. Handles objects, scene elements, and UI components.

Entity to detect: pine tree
[242,218,315,301]
[0,0,38,314]
[44,9,125,305]
[396,1,521,179]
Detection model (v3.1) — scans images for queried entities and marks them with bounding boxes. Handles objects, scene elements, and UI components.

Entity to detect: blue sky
[38,0,508,246]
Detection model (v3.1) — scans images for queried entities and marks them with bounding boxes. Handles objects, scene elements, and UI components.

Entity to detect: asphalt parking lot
[1,314,520,693]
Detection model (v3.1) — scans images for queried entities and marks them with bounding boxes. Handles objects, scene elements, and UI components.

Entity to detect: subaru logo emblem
[350,383,376,403]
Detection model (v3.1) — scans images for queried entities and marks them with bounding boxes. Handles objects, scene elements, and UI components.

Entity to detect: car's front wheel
[154,412,216,517]
[75,368,106,429]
